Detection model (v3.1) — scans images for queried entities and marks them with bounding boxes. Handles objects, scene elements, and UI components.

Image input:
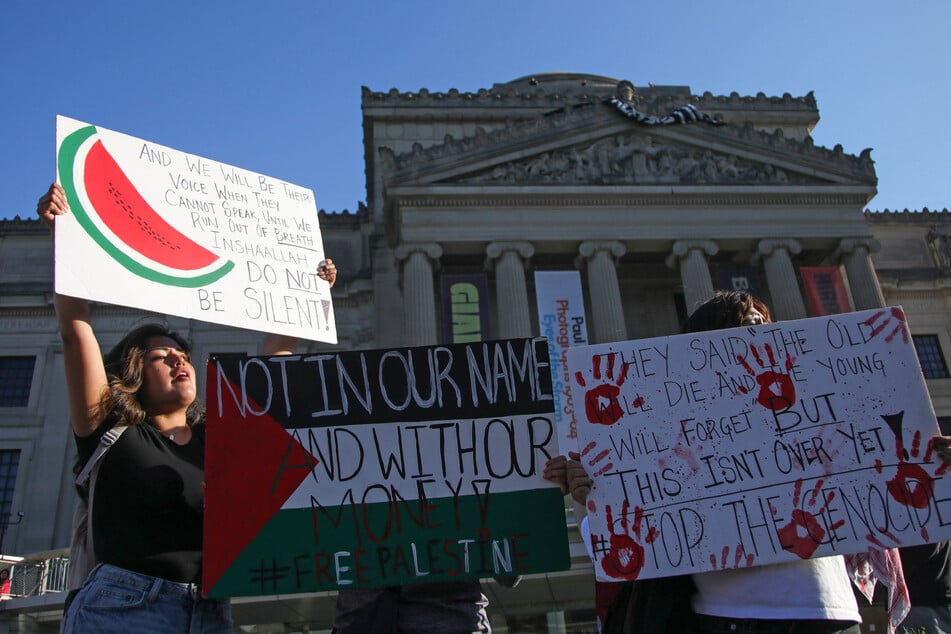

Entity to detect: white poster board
[535,270,589,455]
[54,115,335,342]
[566,307,950,581]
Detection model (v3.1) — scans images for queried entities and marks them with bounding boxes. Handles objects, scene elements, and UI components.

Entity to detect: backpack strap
[69,425,128,592]
[76,425,129,490]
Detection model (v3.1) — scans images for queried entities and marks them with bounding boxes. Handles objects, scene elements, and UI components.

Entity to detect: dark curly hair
[682,290,772,334]
[97,323,203,427]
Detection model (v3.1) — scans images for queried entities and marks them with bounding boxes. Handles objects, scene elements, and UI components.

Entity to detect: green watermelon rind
[58,125,235,288]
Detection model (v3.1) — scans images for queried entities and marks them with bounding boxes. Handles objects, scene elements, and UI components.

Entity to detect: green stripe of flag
[206,488,569,597]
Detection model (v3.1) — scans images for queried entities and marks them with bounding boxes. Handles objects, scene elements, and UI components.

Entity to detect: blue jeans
[61,564,232,633]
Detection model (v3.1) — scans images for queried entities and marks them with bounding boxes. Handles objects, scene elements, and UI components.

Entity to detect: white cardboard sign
[54,115,335,342]
[566,308,950,581]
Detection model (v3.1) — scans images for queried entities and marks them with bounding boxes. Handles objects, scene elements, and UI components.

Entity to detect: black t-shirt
[899,541,951,606]
[75,419,205,584]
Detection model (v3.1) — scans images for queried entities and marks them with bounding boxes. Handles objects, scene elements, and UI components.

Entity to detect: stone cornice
[0,218,49,236]
[379,100,875,185]
[386,187,874,209]
[362,84,816,113]
[866,209,951,221]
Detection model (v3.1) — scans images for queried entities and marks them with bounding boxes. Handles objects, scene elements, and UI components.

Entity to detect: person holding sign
[38,183,337,633]
[898,436,951,634]
[683,292,861,634]
[555,291,863,634]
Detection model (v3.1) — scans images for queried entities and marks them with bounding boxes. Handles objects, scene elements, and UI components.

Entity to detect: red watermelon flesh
[84,140,219,271]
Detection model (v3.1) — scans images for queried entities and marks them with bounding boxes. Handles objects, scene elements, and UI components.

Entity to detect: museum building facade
[0,73,949,632]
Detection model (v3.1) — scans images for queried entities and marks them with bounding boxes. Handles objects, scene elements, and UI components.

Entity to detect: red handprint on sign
[581,440,614,478]
[777,478,844,559]
[599,500,657,580]
[736,342,796,411]
[575,352,640,426]
[864,307,910,344]
[709,544,755,570]
[878,421,949,509]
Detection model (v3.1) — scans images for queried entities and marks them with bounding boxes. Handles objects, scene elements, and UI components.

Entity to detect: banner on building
[54,115,335,342]
[440,274,491,344]
[203,337,570,597]
[715,266,763,298]
[535,271,589,455]
[801,266,852,316]
[566,307,949,582]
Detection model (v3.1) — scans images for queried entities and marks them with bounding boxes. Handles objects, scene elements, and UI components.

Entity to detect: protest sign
[566,307,951,582]
[535,271,589,456]
[202,337,570,597]
[54,115,335,342]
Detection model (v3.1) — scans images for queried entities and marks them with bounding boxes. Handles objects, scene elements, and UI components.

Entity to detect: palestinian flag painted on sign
[202,337,571,598]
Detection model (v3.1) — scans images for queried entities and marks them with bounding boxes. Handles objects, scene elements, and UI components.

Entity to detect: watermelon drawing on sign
[58,125,234,288]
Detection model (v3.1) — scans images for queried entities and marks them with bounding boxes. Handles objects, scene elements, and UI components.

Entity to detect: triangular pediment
[456,134,822,187]
[380,100,876,189]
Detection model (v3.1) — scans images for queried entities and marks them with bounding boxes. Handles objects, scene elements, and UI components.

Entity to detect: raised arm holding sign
[39,181,336,633]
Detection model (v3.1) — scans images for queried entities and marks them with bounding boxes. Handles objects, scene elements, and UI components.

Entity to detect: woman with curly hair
[38,183,336,633]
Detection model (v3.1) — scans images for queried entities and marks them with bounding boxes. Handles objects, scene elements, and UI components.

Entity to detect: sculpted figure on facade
[615,79,637,105]
[461,135,807,186]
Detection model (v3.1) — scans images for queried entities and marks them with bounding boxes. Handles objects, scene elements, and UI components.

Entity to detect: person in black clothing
[37,183,336,633]
[898,436,951,634]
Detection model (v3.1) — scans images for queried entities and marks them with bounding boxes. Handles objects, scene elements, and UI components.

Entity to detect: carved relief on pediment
[458,136,810,186]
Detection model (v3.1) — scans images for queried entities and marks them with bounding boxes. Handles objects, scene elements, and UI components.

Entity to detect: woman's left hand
[318,258,337,288]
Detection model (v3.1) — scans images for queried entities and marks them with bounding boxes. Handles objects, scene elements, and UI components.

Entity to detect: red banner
[800,266,852,316]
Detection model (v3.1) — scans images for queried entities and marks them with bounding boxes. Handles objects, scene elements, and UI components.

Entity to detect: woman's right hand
[36,183,69,232]
[933,435,951,467]
[567,451,593,506]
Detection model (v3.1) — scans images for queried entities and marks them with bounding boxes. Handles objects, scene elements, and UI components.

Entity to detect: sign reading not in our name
[203,337,571,596]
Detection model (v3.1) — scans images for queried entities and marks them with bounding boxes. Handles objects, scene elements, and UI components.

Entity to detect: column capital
[578,240,626,260]
[485,241,535,260]
[837,237,881,256]
[666,240,719,269]
[756,238,802,257]
[485,241,534,272]
[394,242,443,262]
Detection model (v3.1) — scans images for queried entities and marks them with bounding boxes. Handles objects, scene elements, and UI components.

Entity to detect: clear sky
[3,1,949,219]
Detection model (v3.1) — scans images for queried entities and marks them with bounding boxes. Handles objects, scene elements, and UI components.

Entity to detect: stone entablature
[362,76,817,118]
[377,99,875,185]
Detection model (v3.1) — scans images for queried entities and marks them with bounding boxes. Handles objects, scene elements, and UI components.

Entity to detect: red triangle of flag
[202,361,318,592]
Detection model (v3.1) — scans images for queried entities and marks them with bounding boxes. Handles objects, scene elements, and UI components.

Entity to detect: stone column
[756,238,808,321]
[486,241,534,339]
[838,238,886,310]
[666,240,718,316]
[578,241,627,343]
[395,243,442,346]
